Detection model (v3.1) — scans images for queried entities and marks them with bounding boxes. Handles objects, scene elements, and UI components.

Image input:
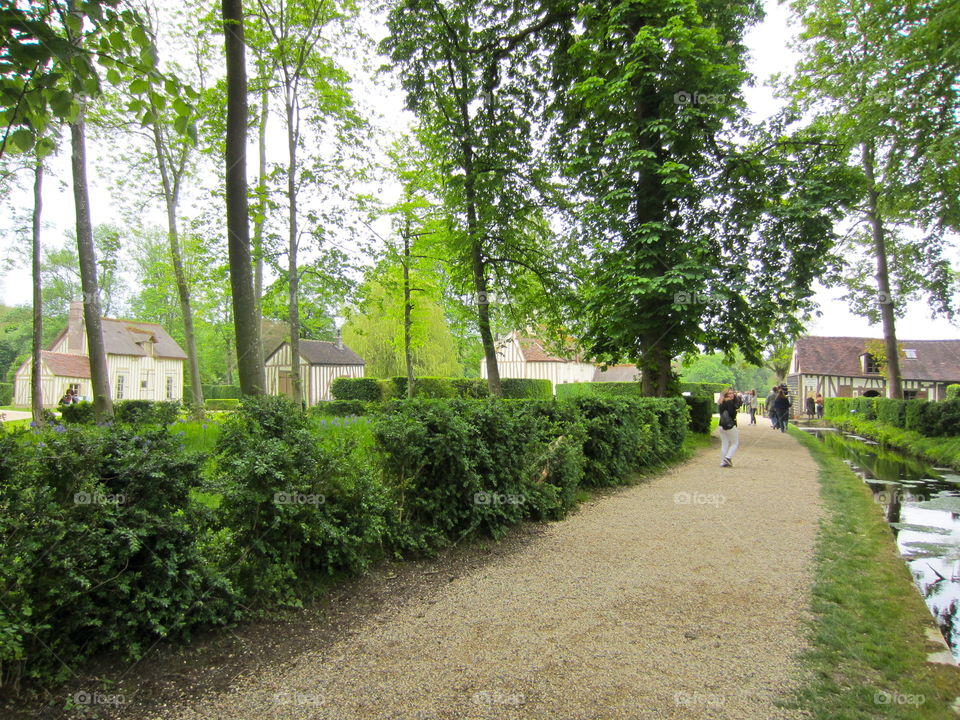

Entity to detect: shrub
[875,398,906,428]
[59,400,96,424]
[202,384,242,399]
[824,397,853,419]
[851,396,878,420]
[213,396,388,605]
[114,400,181,426]
[556,382,643,400]
[0,424,236,688]
[411,377,457,398]
[946,384,960,401]
[500,378,552,399]
[310,400,367,417]
[331,377,383,402]
[0,382,12,405]
[205,399,240,411]
[684,395,713,434]
[933,399,960,437]
[450,378,489,399]
[679,382,730,398]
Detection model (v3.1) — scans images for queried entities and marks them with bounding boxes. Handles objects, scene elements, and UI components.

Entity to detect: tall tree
[222,0,264,395]
[551,0,856,395]
[30,156,44,422]
[789,0,960,398]
[383,0,575,397]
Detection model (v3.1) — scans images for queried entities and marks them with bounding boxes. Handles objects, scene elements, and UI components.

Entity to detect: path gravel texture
[160,421,822,720]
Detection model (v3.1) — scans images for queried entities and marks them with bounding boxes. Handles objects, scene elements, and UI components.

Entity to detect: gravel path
[158,421,822,720]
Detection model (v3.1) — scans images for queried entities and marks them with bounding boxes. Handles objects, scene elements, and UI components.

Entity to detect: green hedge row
[825,396,960,437]
[205,399,240,411]
[60,400,181,425]
[1,394,689,688]
[553,382,710,434]
[331,376,552,401]
[947,384,960,401]
[0,382,12,405]
[679,382,730,398]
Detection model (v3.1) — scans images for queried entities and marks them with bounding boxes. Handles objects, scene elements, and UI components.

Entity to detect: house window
[68,383,81,396]
[904,349,917,359]
[863,354,881,374]
[166,375,175,400]
[116,375,126,400]
[903,390,918,400]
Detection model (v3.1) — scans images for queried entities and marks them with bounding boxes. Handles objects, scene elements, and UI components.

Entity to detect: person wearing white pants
[717,388,742,467]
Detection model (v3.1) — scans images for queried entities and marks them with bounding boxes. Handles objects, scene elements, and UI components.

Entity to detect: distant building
[14,301,186,407]
[480,331,640,393]
[786,335,960,402]
[264,336,365,405]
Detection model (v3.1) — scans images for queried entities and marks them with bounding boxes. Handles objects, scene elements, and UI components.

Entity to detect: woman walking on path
[748,389,758,424]
[774,387,792,433]
[718,388,742,467]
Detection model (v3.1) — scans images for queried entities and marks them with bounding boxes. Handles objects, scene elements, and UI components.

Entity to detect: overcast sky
[1,0,957,340]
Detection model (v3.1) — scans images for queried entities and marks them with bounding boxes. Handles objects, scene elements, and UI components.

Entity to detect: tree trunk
[253,84,268,326]
[31,159,43,423]
[403,222,415,399]
[71,112,113,420]
[861,141,903,399]
[286,96,302,406]
[151,121,204,406]
[223,0,265,396]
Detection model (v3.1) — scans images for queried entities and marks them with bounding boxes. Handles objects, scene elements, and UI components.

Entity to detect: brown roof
[592,364,641,382]
[516,335,585,363]
[42,351,91,378]
[794,336,960,381]
[49,318,187,359]
[267,339,364,366]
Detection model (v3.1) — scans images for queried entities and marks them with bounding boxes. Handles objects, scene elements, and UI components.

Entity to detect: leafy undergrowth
[787,428,960,719]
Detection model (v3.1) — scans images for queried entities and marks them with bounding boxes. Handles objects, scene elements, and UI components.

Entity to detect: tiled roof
[100,318,187,359]
[268,339,364,366]
[592,364,641,382]
[516,335,585,363]
[42,351,91,378]
[794,336,960,381]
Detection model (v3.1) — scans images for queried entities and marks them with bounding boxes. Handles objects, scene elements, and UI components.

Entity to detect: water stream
[801,427,960,662]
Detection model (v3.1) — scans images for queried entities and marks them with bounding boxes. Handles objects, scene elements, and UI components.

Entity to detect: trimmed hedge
[825,395,960,437]
[0,382,12,405]
[555,382,643,400]
[310,400,367,417]
[684,396,713,434]
[114,400,181,426]
[500,378,552,399]
[60,400,97,424]
[947,384,960,401]
[680,382,730,398]
[331,377,383,402]
[202,385,242,399]
[205,399,240,411]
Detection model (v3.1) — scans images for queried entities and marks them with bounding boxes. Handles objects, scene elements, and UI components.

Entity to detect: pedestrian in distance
[816,393,824,419]
[717,388,742,468]
[766,386,779,429]
[805,394,816,419]
[774,386,792,433]
[748,389,758,424]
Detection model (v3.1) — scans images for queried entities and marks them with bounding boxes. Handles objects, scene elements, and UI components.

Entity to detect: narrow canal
[802,428,960,662]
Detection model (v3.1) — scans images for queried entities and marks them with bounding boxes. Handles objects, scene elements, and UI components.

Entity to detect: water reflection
[805,428,960,662]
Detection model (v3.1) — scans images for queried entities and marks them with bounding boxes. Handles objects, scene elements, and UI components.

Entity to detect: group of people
[59,387,81,406]
[716,384,825,468]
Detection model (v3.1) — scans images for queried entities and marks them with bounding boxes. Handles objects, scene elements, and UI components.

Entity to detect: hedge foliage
[555,381,643,399]
[684,396,713,434]
[204,399,240,411]
[332,375,550,401]
[331,376,383,402]
[59,400,181,425]
[0,381,12,405]
[499,378,552,399]
[679,382,730,398]
[824,396,960,437]
[947,384,960,401]
[2,394,689,689]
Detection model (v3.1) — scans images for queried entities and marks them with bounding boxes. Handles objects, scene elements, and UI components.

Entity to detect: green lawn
[786,427,960,719]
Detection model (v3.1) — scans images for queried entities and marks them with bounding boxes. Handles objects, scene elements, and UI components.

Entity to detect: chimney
[335,327,343,350]
[67,300,85,355]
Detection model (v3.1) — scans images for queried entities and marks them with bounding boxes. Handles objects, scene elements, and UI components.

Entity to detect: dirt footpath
[155,420,822,720]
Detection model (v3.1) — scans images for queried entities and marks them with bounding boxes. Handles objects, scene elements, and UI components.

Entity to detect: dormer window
[860,353,881,374]
[904,349,917,359]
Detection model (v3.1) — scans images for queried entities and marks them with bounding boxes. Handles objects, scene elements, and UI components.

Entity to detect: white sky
[1,0,957,341]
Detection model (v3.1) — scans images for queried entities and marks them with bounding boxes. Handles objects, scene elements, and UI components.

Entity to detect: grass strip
[787,427,960,719]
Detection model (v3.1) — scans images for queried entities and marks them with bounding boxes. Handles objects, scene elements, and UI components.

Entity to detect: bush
[202,384,241,399]
[684,396,713,434]
[500,378,552,399]
[851,396,878,420]
[0,425,236,688]
[411,377,457,398]
[310,400,367,417]
[212,396,388,605]
[556,382,643,400]
[331,377,383,402]
[0,382,11,405]
[904,399,926,432]
[679,382,730,398]
[114,400,181,426]
[946,384,960,401]
[875,398,906,428]
[59,400,96,424]
[450,378,489,399]
[205,399,240,411]
[824,397,853,419]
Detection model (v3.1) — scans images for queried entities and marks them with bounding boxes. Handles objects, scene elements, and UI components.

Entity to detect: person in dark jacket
[766,386,779,429]
[805,395,816,419]
[773,388,792,433]
[717,388,742,467]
